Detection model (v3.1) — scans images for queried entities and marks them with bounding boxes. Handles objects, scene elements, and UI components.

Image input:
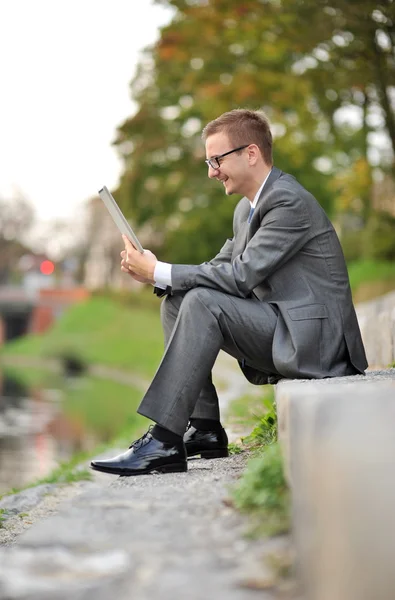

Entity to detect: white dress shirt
[154,170,272,288]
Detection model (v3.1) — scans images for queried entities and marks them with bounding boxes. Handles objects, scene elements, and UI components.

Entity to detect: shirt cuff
[154,261,172,288]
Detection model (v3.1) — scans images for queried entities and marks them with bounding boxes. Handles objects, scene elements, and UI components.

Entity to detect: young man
[91,109,367,476]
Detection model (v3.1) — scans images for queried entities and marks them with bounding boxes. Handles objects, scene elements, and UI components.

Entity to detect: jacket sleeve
[171,188,312,297]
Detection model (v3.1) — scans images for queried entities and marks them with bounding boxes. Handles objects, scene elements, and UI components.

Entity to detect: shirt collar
[250,168,272,208]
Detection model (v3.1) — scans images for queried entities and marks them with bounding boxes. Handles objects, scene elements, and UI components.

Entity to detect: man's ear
[247,144,260,165]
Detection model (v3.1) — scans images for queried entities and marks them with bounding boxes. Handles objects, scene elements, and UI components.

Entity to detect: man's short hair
[202,109,273,166]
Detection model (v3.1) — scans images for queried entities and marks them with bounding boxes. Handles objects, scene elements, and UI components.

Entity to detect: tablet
[98,186,144,253]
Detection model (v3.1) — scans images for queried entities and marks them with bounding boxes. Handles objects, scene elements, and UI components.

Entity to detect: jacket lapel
[255,166,282,208]
[232,166,283,260]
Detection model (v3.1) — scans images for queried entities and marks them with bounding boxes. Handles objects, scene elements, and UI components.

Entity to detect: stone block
[356,291,395,367]
[276,375,395,600]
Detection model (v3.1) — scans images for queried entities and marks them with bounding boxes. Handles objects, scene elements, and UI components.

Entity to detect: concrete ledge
[276,370,395,600]
[357,290,395,367]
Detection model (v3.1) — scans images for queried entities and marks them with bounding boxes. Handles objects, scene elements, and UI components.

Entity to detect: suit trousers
[137,287,279,436]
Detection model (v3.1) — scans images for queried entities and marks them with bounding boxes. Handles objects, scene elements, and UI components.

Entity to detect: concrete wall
[277,373,395,600]
[356,290,395,368]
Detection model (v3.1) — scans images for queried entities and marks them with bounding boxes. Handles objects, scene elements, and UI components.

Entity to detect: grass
[0,453,94,506]
[232,443,290,537]
[0,509,7,528]
[57,376,147,441]
[1,295,163,376]
[1,364,61,388]
[226,386,290,537]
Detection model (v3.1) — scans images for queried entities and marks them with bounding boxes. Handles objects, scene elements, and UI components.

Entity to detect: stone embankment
[356,289,395,367]
[276,291,395,600]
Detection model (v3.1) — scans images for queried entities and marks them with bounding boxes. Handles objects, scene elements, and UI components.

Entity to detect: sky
[0,0,172,230]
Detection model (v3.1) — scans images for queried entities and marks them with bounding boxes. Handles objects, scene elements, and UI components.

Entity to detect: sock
[151,424,182,444]
[190,418,222,432]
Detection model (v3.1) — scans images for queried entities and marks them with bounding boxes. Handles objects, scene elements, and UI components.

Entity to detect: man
[91,109,367,477]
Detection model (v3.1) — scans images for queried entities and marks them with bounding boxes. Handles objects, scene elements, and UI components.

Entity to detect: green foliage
[227,388,274,429]
[342,213,395,264]
[228,442,243,455]
[61,376,147,442]
[241,392,278,449]
[363,213,395,261]
[0,456,93,505]
[0,508,7,528]
[36,465,92,486]
[226,385,288,536]
[91,287,161,311]
[232,443,290,536]
[113,0,394,265]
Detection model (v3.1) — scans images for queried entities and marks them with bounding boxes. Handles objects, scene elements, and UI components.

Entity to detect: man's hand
[121,235,157,285]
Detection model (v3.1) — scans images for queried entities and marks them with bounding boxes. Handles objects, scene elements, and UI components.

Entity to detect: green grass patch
[226,392,269,429]
[227,385,290,537]
[228,442,244,455]
[2,363,62,389]
[0,508,7,528]
[1,296,163,376]
[232,443,290,537]
[226,386,277,449]
[0,452,94,503]
[60,376,147,442]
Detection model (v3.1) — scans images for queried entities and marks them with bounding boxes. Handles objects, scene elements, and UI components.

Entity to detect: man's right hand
[120,250,151,284]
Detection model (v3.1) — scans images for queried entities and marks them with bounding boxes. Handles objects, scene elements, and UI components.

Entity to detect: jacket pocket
[287,304,328,321]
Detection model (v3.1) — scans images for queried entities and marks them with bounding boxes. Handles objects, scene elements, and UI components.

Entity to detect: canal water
[0,368,144,495]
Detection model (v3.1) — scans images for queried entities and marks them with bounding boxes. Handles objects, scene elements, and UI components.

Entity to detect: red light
[40,260,55,275]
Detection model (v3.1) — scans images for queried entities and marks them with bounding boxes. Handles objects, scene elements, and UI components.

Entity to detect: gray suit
[138,167,367,435]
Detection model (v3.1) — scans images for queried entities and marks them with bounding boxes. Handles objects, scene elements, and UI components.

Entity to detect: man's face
[205,132,250,197]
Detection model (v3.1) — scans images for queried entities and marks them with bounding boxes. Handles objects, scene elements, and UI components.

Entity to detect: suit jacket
[167,167,368,382]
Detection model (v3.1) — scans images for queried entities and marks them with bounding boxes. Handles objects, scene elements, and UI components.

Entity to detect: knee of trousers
[180,287,219,315]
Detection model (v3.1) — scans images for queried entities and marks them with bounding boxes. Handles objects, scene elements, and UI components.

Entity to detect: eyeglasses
[205,144,249,170]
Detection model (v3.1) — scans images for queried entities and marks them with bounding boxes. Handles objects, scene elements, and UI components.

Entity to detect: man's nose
[208,164,219,179]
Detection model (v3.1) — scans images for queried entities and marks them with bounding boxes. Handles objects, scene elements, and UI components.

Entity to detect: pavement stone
[0,454,291,600]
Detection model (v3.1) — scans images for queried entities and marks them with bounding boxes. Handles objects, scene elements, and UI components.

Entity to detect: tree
[0,194,35,284]
[114,0,395,263]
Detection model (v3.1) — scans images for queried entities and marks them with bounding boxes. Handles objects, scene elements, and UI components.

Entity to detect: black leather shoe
[90,428,187,475]
[183,425,229,459]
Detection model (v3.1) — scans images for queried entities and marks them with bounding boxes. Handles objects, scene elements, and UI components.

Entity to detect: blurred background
[0,0,394,493]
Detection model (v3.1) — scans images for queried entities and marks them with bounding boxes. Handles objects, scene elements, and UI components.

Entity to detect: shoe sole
[187,448,229,459]
[90,462,188,476]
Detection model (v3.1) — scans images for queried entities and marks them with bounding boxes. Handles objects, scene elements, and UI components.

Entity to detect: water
[0,371,94,494]
[0,368,144,494]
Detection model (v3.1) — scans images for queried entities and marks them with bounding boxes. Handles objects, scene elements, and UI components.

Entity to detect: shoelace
[129,425,153,450]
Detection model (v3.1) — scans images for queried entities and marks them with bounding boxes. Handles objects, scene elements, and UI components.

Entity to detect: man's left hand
[122,235,157,285]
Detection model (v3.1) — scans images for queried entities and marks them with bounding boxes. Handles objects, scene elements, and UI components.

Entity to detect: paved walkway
[0,454,293,600]
[0,353,295,599]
